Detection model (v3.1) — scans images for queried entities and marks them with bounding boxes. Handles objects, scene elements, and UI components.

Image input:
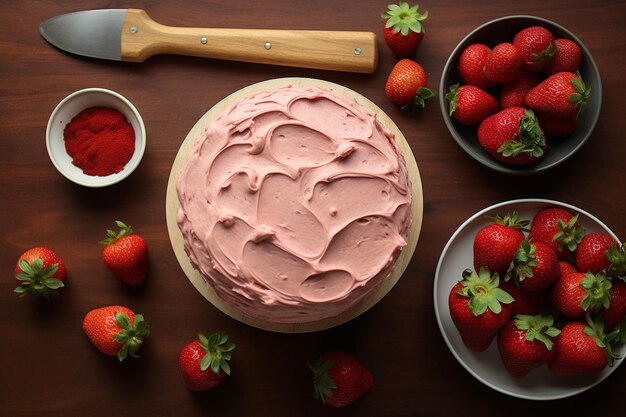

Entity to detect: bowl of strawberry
[434,198,626,400]
[438,16,601,175]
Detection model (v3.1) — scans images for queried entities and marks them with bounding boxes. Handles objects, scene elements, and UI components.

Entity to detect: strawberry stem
[580,272,612,313]
[584,314,620,367]
[485,211,530,232]
[445,83,461,116]
[569,72,591,115]
[308,358,337,404]
[606,243,626,279]
[198,332,235,376]
[14,257,64,299]
[457,268,514,316]
[382,2,428,35]
[401,86,435,112]
[506,240,537,283]
[513,314,561,350]
[553,214,585,252]
[498,109,545,158]
[113,312,150,361]
[100,220,133,245]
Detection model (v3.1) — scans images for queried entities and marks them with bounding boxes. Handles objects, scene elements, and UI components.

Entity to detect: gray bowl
[439,15,602,175]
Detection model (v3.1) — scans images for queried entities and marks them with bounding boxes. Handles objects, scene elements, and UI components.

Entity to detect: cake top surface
[176,85,412,323]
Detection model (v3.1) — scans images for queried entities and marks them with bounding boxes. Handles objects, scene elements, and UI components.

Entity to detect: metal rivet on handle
[201,37,208,45]
[129,25,138,34]
[354,47,362,56]
[264,42,272,50]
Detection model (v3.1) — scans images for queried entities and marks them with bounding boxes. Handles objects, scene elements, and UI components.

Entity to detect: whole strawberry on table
[309,350,373,407]
[14,246,66,299]
[179,332,235,391]
[82,305,150,361]
[385,58,434,109]
[381,2,428,57]
[100,220,148,286]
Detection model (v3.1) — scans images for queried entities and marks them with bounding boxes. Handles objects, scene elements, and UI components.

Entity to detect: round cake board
[166,77,423,333]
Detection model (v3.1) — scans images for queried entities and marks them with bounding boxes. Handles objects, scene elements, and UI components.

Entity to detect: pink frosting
[176,85,412,323]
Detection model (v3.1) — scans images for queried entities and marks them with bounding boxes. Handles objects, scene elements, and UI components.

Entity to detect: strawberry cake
[176,85,412,323]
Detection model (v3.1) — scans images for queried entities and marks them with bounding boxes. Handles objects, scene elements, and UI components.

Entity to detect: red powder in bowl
[63,107,135,176]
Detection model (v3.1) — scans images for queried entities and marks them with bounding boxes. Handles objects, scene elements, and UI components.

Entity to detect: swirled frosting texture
[176,85,412,323]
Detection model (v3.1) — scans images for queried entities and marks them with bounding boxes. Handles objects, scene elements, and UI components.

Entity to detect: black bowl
[439,15,602,175]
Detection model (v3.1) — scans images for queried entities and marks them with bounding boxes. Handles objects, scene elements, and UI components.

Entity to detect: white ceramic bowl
[434,198,624,400]
[46,88,146,187]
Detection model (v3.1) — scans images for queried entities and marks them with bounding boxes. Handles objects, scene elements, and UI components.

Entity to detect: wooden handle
[120,9,378,73]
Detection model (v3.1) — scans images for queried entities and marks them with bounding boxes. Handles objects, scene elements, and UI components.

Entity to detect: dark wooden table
[2,1,625,416]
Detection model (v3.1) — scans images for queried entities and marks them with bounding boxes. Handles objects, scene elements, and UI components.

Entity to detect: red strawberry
[309,351,373,407]
[484,42,521,83]
[559,260,578,278]
[473,212,529,275]
[507,240,560,292]
[499,279,547,316]
[477,107,546,165]
[449,268,513,352]
[528,207,585,259]
[456,43,495,89]
[446,83,498,126]
[179,332,235,391]
[545,38,582,75]
[602,280,626,330]
[512,26,556,72]
[575,232,623,275]
[14,247,66,299]
[381,2,428,57]
[497,314,561,378]
[385,59,434,108]
[525,71,591,117]
[500,70,540,108]
[550,271,612,318]
[536,111,578,138]
[548,315,617,375]
[100,220,148,286]
[82,305,150,361]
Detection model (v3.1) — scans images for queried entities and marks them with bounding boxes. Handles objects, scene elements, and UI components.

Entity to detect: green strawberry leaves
[382,2,428,36]
[308,358,337,404]
[506,239,537,282]
[529,41,556,68]
[485,211,530,232]
[553,214,585,252]
[198,332,235,376]
[568,72,591,115]
[606,243,626,279]
[114,312,151,362]
[498,109,545,158]
[514,314,561,350]
[446,83,461,116]
[580,272,612,313]
[402,86,436,112]
[14,257,64,299]
[100,220,134,246]
[584,314,621,367]
[457,268,514,316]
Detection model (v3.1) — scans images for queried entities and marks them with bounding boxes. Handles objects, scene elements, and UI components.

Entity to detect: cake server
[39,9,378,73]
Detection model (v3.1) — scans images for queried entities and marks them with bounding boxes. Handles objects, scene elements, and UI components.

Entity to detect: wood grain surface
[1,1,625,416]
